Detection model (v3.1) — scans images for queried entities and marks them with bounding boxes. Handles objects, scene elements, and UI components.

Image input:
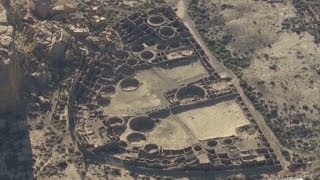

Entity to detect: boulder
[0,35,13,48]
[50,5,67,21]
[48,29,72,61]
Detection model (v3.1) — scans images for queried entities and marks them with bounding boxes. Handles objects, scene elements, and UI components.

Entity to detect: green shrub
[207,40,250,72]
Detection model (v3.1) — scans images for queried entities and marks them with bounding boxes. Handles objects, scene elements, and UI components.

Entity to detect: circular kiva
[119,78,140,91]
[127,132,147,143]
[114,50,130,59]
[107,117,125,126]
[114,125,126,135]
[131,43,145,53]
[176,85,205,101]
[101,85,116,95]
[126,58,138,66]
[207,140,218,147]
[159,26,176,37]
[147,15,166,26]
[223,138,234,145]
[129,116,155,132]
[193,145,202,151]
[100,65,115,79]
[144,144,159,154]
[116,64,135,77]
[141,50,155,61]
[207,149,216,155]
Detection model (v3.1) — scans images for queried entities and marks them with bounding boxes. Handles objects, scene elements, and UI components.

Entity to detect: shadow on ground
[0,111,34,180]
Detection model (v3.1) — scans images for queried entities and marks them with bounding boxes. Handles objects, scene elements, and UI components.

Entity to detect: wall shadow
[0,111,34,180]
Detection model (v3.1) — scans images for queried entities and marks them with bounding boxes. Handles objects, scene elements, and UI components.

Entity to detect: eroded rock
[48,29,72,61]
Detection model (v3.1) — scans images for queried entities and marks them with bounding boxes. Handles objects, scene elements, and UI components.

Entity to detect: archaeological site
[0,0,319,179]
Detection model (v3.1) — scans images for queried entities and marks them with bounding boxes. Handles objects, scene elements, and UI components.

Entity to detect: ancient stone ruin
[68,6,281,174]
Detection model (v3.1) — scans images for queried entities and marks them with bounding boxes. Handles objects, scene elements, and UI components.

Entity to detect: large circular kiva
[114,50,130,59]
[129,116,155,132]
[131,43,144,53]
[159,26,175,37]
[147,15,165,26]
[176,85,205,101]
[141,50,154,60]
[120,78,140,91]
[116,64,135,77]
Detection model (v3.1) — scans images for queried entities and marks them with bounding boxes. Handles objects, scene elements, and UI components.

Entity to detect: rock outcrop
[48,29,72,61]
[0,4,22,113]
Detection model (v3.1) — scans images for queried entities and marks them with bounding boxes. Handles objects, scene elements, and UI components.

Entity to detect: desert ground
[187,0,320,175]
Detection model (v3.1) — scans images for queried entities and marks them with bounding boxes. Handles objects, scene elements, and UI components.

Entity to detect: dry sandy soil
[179,100,250,140]
[120,100,250,150]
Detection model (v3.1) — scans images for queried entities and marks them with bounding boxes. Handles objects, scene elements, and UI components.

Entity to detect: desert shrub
[207,40,250,73]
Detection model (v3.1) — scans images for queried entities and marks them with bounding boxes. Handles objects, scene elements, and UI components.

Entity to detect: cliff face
[0,57,21,113]
[0,3,22,113]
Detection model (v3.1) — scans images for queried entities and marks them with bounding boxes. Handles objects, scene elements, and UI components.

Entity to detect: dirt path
[170,0,288,170]
[172,0,229,76]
